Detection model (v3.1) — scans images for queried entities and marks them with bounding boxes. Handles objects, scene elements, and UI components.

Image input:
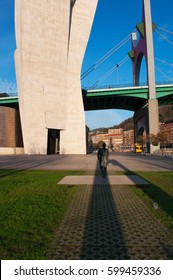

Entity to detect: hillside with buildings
[89,126,134,152]
[89,106,173,152]
[159,105,173,124]
[90,117,134,134]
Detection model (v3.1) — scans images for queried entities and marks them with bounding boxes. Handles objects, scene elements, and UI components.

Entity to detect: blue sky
[0,0,16,93]
[1,1,173,130]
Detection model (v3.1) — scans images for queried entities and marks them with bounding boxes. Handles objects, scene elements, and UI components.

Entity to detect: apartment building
[89,129,124,149]
[159,122,173,147]
[123,129,134,147]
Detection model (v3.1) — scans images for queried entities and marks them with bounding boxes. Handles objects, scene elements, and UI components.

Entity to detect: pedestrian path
[48,184,173,260]
[58,175,149,185]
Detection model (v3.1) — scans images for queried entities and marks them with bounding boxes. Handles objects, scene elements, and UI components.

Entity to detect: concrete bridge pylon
[15,0,98,155]
[129,0,159,153]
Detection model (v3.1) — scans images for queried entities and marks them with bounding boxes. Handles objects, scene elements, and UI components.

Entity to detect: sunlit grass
[133,171,173,235]
[0,169,83,259]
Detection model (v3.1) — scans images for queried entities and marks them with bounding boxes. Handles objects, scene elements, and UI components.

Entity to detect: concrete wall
[0,106,23,148]
[15,0,98,154]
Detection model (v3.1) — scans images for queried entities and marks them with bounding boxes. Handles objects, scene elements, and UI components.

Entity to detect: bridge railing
[2,80,173,96]
[82,80,173,91]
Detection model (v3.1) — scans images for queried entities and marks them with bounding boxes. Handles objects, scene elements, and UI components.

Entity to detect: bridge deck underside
[83,94,146,111]
[82,86,173,111]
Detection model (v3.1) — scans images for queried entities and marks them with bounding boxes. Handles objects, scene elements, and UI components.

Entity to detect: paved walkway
[0,152,173,171]
[48,183,173,260]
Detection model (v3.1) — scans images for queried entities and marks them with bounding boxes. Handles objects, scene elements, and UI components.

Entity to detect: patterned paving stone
[47,184,173,260]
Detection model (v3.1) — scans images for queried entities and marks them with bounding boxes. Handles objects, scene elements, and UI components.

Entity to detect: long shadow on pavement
[80,161,129,259]
[47,156,173,260]
[108,158,130,173]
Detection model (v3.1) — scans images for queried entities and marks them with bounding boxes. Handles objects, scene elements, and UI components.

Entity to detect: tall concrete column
[143,0,159,153]
[129,0,159,153]
[15,0,98,154]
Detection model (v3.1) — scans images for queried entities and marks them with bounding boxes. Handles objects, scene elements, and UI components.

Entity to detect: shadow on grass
[109,158,173,231]
[113,158,173,209]
[139,184,173,215]
[134,180,173,231]
[0,169,26,178]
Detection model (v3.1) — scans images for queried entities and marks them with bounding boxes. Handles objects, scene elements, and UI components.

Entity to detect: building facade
[159,122,173,147]
[123,129,134,148]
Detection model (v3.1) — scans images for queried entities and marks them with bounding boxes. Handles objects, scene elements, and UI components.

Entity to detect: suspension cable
[156,26,173,35]
[81,35,130,80]
[155,29,173,47]
[88,56,129,90]
[155,57,173,67]
[81,32,131,80]
[155,66,173,82]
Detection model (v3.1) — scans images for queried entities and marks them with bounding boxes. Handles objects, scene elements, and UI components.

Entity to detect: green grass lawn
[0,169,173,259]
[0,169,84,259]
[133,171,173,235]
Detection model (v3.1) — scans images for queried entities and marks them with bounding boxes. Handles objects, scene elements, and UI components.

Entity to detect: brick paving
[47,183,173,260]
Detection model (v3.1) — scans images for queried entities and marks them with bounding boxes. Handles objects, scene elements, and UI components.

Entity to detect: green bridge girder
[83,84,173,111]
[0,96,19,109]
[0,84,173,112]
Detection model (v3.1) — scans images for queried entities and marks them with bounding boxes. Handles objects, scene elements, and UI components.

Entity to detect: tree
[157,131,168,145]
[136,135,147,146]
[148,134,159,146]
[157,131,169,155]
[148,131,170,154]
